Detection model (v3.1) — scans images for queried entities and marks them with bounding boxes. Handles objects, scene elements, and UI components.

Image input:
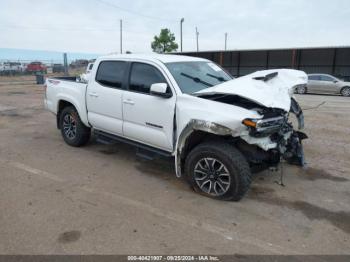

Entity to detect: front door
[319,75,340,94]
[86,60,127,135]
[122,62,176,152]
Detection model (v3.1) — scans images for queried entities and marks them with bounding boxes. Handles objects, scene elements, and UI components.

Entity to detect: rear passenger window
[308,75,320,81]
[96,61,126,88]
[129,63,167,94]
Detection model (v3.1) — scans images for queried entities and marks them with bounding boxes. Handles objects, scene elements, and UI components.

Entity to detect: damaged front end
[240,97,307,169]
[176,69,309,176]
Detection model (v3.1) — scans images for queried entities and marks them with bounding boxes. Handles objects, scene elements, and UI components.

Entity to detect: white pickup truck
[45,54,308,201]
[0,62,24,74]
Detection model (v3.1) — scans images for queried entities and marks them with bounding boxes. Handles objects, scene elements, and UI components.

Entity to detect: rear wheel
[185,141,252,201]
[59,106,90,147]
[341,87,350,97]
[296,85,307,94]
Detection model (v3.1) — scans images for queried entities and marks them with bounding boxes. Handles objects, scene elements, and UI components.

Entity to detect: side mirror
[333,80,338,83]
[150,83,172,98]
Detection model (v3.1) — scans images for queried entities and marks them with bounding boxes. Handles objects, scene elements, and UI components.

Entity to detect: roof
[98,53,208,63]
[307,73,333,76]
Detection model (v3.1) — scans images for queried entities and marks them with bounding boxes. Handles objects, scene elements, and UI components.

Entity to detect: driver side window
[129,63,170,95]
[320,75,334,82]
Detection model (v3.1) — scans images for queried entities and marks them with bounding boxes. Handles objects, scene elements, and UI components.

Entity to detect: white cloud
[1,0,350,54]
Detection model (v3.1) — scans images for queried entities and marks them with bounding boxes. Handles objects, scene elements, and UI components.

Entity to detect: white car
[45,54,307,201]
[86,62,94,74]
[1,62,24,74]
[80,62,94,83]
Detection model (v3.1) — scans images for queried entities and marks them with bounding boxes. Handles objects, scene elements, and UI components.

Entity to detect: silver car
[295,74,350,96]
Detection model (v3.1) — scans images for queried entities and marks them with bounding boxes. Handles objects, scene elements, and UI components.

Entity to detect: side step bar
[94,130,172,159]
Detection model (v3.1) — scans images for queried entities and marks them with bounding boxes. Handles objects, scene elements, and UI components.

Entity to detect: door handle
[123,99,135,105]
[88,92,99,97]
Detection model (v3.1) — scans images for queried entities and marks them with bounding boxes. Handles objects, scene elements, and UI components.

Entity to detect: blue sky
[1,0,350,56]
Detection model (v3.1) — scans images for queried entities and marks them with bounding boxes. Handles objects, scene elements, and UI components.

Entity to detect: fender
[56,93,89,127]
[174,119,232,177]
[290,97,304,129]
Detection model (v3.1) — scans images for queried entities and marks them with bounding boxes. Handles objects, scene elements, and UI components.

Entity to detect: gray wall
[179,48,350,81]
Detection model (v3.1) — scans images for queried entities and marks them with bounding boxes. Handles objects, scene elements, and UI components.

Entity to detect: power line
[94,0,178,23]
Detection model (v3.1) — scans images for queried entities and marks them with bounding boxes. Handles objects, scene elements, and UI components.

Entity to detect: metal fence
[179,47,350,81]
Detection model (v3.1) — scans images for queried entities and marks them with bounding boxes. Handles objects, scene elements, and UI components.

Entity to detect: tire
[59,106,90,147]
[184,141,252,201]
[296,85,307,94]
[341,87,350,97]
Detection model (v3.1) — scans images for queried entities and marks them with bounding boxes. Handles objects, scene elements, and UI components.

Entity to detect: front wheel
[184,141,252,201]
[341,87,350,97]
[59,106,90,147]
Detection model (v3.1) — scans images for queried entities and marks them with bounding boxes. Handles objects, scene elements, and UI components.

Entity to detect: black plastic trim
[94,130,172,157]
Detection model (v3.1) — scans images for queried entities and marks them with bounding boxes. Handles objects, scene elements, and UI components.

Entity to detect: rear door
[86,60,127,135]
[307,75,321,93]
[122,62,176,151]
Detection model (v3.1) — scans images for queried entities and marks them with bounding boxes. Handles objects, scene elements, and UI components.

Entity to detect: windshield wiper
[180,72,213,87]
[206,73,226,82]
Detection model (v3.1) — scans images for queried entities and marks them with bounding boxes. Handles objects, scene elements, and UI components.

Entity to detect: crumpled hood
[195,69,307,111]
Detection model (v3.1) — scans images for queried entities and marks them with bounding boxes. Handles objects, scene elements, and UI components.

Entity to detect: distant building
[177,46,350,80]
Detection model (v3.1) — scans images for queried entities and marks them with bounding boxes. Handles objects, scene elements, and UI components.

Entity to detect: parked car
[45,54,307,201]
[86,62,94,74]
[52,64,64,73]
[80,62,94,82]
[295,73,350,96]
[0,62,5,73]
[70,59,89,69]
[0,62,24,74]
[26,62,47,74]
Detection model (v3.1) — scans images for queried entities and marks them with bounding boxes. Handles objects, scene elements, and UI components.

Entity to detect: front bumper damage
[283,98,308,166]
[239,97,307,168]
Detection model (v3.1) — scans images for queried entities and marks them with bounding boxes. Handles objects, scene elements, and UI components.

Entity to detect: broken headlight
[242,116,286,136]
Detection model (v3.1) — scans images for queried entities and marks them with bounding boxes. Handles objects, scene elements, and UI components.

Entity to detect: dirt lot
[0,77,349,255]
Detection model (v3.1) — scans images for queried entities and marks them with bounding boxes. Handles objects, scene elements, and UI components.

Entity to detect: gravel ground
[0,80,349,255]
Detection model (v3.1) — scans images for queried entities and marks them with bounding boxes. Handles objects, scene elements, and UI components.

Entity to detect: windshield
[166,61,232,94]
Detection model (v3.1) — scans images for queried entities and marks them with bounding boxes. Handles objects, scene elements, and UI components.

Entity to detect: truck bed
[45,76,89,126]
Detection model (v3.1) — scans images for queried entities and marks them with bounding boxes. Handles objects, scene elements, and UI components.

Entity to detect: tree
[151,28,178,53]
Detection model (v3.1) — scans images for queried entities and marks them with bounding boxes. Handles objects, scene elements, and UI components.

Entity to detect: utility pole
[195,27,199,52]
[63,53,68,76]
[120,19,123,54]
[180,18,184,52]
[225,32,228,50]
